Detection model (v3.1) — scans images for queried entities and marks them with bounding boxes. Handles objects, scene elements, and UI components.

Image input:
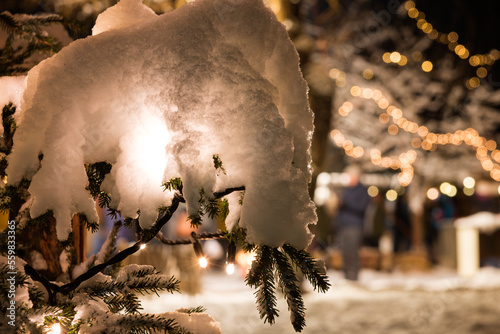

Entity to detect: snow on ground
[141,268,500,334]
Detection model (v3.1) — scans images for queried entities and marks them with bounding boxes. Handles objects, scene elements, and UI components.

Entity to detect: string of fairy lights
[404,0,500,90]
[331,80,500,186]
[326,1,500,193]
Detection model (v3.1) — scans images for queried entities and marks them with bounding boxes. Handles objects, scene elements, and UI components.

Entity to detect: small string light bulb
[226,241,236,275]
[192,232,207,268]
[226,263,235,275]
[199,256,208,268]
[140,243,146,250]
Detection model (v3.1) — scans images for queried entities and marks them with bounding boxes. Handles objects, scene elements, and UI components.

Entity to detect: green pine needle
[162,177,183,192]
[246,246,279,325]
[282,244,330,293]
[272,248,306,332]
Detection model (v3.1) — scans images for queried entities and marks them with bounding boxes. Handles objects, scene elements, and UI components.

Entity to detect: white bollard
[456,227,479,277]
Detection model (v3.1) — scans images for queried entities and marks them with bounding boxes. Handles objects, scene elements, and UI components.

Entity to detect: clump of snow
[30,250,48,270]
[92,0,156,36]
[157,310,222,334]
[7,0,316,248]
[0,75,26,110]
[454,212,500,234]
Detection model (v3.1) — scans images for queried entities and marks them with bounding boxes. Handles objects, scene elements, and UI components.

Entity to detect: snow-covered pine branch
[6,0,316,250]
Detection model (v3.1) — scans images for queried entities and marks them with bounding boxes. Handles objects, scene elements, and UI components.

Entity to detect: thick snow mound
[455,212,500,234]
[0,75,26,111]
[7,0,316,248]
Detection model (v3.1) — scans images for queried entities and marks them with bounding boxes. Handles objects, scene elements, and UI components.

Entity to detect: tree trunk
[72,214,87,265]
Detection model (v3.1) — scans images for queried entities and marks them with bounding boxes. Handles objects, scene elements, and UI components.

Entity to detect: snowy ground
[141,268,500,334]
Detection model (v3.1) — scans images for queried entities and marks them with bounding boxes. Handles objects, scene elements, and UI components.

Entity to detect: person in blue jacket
[337,164,370,281]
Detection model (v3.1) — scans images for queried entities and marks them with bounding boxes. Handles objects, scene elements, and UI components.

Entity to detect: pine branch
[178,305,207,315]
[86,162,112,198]
[218,198,229,223]
[24,186,244,302]
[272,248,306,332]
[0,12,19,35]
[117,314,184,334]
[212,154,226,174]
[246,246,279,325]
[282,244,330,293]
[162,177,183,192]
[104,293,143,314]
[126,275,181,296]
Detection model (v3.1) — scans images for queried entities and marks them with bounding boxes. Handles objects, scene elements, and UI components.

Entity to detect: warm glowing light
[458,49,469,59]
[416,19,426,29]
[390,52,401,63]
[463,187,475,196]
[421,60,433,72]
[405,1,416,10]
[388,124,399,135]
[485,140,497,151]
[363,69,374,79]
[314,186,331,206]
[398,55,408,66]
[421,22,433,34]
[407,7,418,18]
[48,323,61,334]
[439,182,457,197]
[377,98,389,109]
[350,86,361,96]
[467,77,480,90]
[448,31,459,42]
[463,177,475,188]
[226,263,235,275]
[317,172,331,186]
[382,52,392,63]
[448,185,457,197]
[199,256,208,268]
[140,244,146,250]
[236,250,256,273]
[362,89,373,99]
[476,67,487,78]
[412,51,423,62]
[427,29,438,39]
[491,49,500,60]
[367,185,379,197]
[353,146,364,158]
[439,182,451,194]
[392,108,403,119]
[379,113,390,123]
[329,68,340,79]
[492,150,500,162]
[427,187,439,200]
[386,189,398,202]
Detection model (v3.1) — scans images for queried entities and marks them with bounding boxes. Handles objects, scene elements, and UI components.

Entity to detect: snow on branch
[6,0,316,249]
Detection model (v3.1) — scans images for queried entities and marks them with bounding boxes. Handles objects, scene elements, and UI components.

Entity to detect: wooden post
[456,227,479,277]
[72,214,87,265]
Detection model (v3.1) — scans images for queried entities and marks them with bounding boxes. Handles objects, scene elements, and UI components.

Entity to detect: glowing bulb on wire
[140,243,146,250]
[226,263,235,275]
[199,256,208,268]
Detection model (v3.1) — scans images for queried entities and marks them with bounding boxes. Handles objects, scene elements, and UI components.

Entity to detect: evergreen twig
[273,248,306,332]
[246,246,279,324]
[282,244,330,293]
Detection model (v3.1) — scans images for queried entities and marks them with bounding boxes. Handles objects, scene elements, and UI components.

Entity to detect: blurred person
[336,164,370,281]
[393,192,412,253]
